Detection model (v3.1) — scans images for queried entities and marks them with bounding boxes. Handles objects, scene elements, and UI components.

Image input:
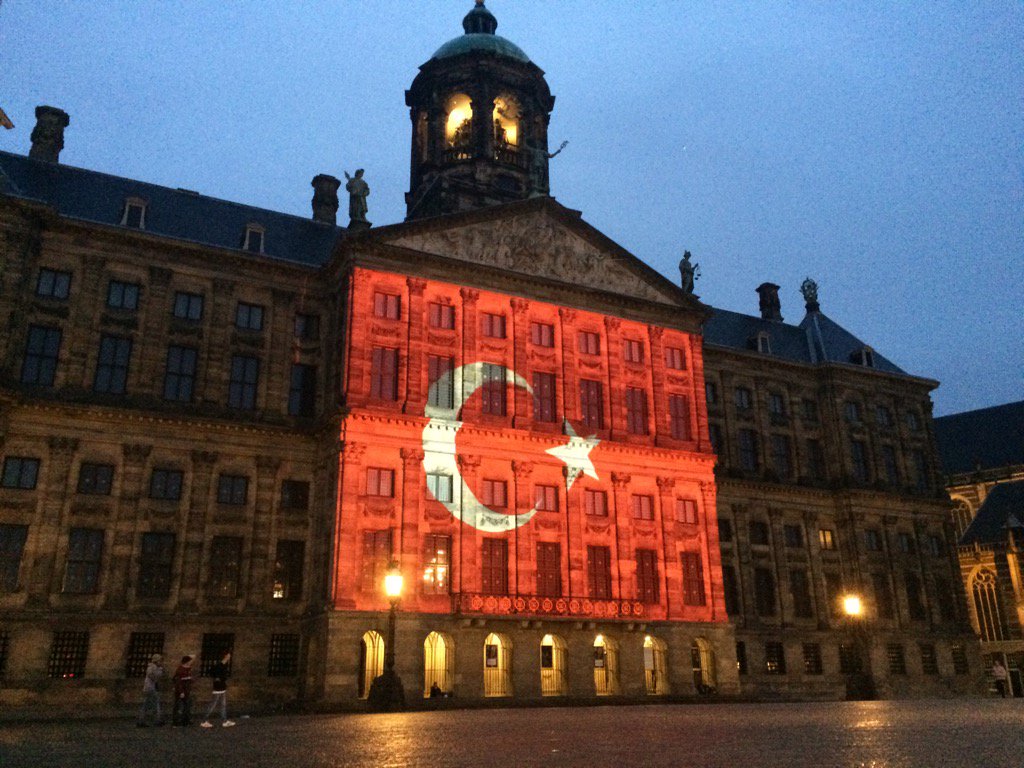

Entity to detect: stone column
[247,454,281,610]
[180,450,218,609]
[28,437,79,601]
[108,442,151,610]
[647,326,668,444]
[455,454,480,595]
[603,317,623,439]
[656,476,676,619]
[267,289,296,414]
[610,472,631,600]
[510,298,530,427]
[512,460,534,597]
[557,308,579,424]
[404,278,427,413]
[400,447,425,571]
[333,441,365,609]
[459,288,480,420]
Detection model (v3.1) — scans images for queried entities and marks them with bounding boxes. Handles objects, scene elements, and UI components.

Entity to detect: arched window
[593,634,620,696]
[445,93,473,155]
[691,638,716,693]
[492,95,520,159]
[358,630,384,699]
[483,632,512,697]
[643,635,669,695]
[952,499,973,540]
[423,631,454,698]
[540,634,567,696]
[971,569,1006,642]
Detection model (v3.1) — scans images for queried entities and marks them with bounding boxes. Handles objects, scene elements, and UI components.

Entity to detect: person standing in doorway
[136,654,165,727]
[993,658,1009,698]
[200,652,235,728]
[171,655,194,726]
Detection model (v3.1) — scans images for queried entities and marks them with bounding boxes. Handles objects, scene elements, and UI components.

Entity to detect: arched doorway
[691,638,716,693]
[593,634,620,696]
[540,634,567,696]
[483,633,512,697]
[643,635,669,695]
[424,631,454,698]
[358,630,384,699]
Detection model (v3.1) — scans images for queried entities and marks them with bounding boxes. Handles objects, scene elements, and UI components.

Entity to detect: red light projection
[333,266,724,625]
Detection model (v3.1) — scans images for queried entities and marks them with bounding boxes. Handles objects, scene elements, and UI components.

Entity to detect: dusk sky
[3,1,1020,416]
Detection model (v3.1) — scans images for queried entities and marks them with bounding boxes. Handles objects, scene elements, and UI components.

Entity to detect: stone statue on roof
[344,169,370,228]
[679,250,700,294]
[800,277,819,308]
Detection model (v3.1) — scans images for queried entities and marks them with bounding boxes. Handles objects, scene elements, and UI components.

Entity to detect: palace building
[0,2,978,710]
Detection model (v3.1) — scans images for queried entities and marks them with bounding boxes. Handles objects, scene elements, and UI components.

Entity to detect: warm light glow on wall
[843,594,863,617]
[445,93,473,145]
[493,96,519,146]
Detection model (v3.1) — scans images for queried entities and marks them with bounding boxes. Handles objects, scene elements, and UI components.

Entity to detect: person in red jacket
[171,655,194,726]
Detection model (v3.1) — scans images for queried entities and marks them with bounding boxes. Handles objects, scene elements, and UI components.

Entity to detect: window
[844,401,862,423]
[824,572,843,617]
[77,463,114,495]
[36,268,71,299]
[107,280,140,310]
[536,542,561,597]
[294,313,320,341]
[243,225,264,253]
[373,292,401,320]
[790,569,813,618]
[636,549,659,604]
[480,363,506,416]
[288,363,317,417]
[200,634,235,677]
[886,643,907,675]
[803,643,823,675]
[754,567,776,616]
[718,517,733,542]
[768,392,786,416]
[911,450,929,491]
[749,520,770,546]
[428,302,455,330]
[530,322,554,347]
[755,332,771,354]
[48,631,89,678]
[664,346,686,370]
[805,439,826,480]
[532,372,557,422]
[838,643,862,674]
[919,643,938,675]
[770,434,792,477]
[268,634,300,677]
[722,565,740,614]
[584,488,607,517]
[801,398,818,422]
[228,355,260,410]
[422,534,451,595]
[93,334,132,394]
[873,572,895,619]
[427,356,454,409]
[577,330,600,355]
[818,529,836,551]
[121,199,146,229]
[734,387,752,411]
[764,641,786,674]
[905,571,926,620]
[631,494,654,521]
[708,423,723,454]
[280,480,310,511]
[951,644,970,675]
[897,532,916,554]
[0,524,29,591]
[2,456,40,490]
[172,291,204,321]
[125,632,164,678]
[535,484,558,512]
[668,394,692,440]
[934,576,957,623]
[272,540,304,601]
[235,302,264,331]
[681,551,706,606]
[875,405,893,427]
[736,641,748,675]
[676,498,698,524]
[738,429,759,471]
[163,345,197,402]
[64,528,104,594]
[623,339,644,363]
[137,532,175,598]
[905,410,921,431]
[926,534,945,557]
[426,473,453,503]
[587,545,612,599]
[482,538,509,595]
[366,467,395,498]
[207,537,242,598]
[850,440,870,482]
[21,325,62,386]
[212,474,247,507]
[705,382,719,406]
[864,529,882,552]
[360,530,392,593]
[579,379,604,429]
[481,312,506,339]
[881,445,900,484]
[146,468,183,501]
[625,387,649,435]
[783,524,803,548]
[370,347,400,401]
[481,479,507,508]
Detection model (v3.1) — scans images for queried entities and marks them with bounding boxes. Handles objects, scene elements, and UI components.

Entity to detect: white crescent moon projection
[421,362,600,532]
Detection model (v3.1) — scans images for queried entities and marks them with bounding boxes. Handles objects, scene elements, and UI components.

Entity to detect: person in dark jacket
[171,655,194,726]
[200,652,234,728]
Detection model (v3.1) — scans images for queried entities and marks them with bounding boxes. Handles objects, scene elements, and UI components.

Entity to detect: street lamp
[842,592,876,701]
[368,561,406,712]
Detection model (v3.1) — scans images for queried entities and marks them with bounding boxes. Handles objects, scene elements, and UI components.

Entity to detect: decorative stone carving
[190,450,219,466]
[512,461,534,478]
[47,436,79,456]
[656,477,675,492]
[406,277,427,296]
[459,287,480,303]
[122,444,152,463]
[611,472,631,489]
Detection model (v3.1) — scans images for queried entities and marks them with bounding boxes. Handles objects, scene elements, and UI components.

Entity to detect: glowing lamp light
[384,566,404,601]
[843,595,864,617]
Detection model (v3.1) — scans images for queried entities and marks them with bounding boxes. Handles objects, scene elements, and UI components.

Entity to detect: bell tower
[405,0,556,220]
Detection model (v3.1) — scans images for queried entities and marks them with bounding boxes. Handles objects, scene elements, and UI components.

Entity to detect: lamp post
[842,593,876,700]
[368,561,406,711]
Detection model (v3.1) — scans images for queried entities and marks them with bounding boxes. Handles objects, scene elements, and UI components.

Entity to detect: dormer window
[852,346,875,367]
[751,331,771,354]
[121,197,147,229]
[243,224,265,254]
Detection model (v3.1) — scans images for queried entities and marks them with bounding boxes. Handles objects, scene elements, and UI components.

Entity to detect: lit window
[445,93,473,149]
[422,534,451,595]
[818,528,836,551]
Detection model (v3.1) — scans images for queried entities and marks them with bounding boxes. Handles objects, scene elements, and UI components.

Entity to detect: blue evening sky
[2,1,1020,415]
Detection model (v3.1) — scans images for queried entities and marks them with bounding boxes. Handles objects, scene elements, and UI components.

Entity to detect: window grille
[48,631,89,679]
[802,643,823,675]
[125,632,165,678]
[200,633,234,677]
[268,633,300,677]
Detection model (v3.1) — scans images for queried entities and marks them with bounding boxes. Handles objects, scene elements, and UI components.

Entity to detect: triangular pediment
[381,205,684,305]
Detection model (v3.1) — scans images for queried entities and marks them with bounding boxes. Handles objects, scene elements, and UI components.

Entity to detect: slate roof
[960,479,1024,546]
[934,401,1024,476]
[703,306,908,375]
[0,151,342,267]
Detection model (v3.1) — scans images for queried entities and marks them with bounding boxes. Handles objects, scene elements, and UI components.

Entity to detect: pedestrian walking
[172,655,194,726]
[201,652,235,728]
[993,659,1009,698]
[136,653,165,727]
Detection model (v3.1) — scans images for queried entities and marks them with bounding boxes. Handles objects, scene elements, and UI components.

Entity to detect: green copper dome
[430,1,531,64]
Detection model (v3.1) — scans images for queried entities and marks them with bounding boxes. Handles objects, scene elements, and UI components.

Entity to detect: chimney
[311,174,341,224]
[756,282,783,322]
[29,106,70,163]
